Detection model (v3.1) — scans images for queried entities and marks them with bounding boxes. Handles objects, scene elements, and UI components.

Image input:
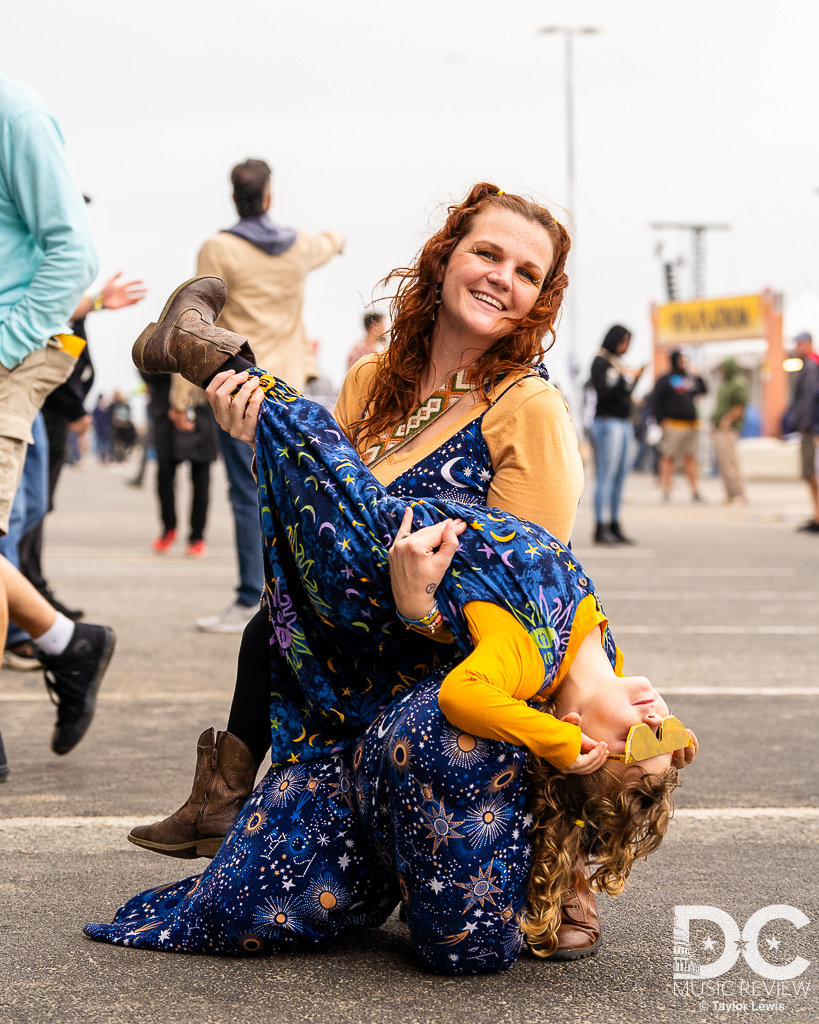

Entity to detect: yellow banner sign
[655,294,766,345]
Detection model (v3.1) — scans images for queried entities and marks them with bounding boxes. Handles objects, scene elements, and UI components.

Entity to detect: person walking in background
[711,357,748,505]
[347,311,385,370]
[92,396,112,461]
[653,350,707,502]
[146,373,217,558]
[787,332,819,533]
[193,158,344,633]
[108,391,136,462]
[589,325,644,544]
[0,72,99,692]
[0,75,97,529]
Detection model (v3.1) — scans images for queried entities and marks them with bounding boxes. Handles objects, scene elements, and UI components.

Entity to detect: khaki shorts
[801,431,818,480]
[661,423,699,459]
[0,340,77,534]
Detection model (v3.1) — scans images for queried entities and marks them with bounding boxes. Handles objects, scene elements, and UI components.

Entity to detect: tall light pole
[539,26,599,398]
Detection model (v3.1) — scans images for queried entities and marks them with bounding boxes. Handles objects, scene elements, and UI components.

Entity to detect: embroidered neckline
[361,367,479,468]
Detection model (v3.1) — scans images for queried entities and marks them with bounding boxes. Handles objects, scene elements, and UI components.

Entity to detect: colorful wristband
[396,601,443,634]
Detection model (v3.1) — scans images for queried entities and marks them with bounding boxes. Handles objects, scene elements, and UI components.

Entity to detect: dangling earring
[432,283,442,322]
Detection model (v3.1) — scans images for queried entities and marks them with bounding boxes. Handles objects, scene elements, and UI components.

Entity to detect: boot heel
[132,323,159,372]
[196,837,224,858]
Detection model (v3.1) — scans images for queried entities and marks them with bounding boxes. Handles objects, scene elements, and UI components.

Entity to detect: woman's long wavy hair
[522,755,680,958]
[355,182,571,445]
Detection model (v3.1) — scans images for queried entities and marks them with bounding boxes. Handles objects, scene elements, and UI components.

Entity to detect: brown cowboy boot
[546,849,602,960]
[132,276,256,387]
[128,728,258,860]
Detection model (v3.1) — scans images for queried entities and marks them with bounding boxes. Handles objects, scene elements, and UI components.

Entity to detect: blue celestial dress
[84,369,616,974]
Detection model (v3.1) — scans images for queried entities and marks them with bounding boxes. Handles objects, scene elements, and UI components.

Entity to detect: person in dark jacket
[653,350,707,502]
[589,325,644,544]
[787,332,819,532]
[144,373,218,557]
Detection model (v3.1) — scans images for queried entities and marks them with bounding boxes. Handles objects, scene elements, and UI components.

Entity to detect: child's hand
[671,728,699,769]
[206,369,263,446]
[388,507,467,621]
[562,732,609,775]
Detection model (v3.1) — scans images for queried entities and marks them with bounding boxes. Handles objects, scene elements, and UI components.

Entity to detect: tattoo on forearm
[425,583,437,594]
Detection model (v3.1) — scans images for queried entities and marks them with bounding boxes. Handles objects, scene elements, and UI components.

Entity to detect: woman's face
[436,208,555,347]
[616,334,632,355]
[577,675,672,772]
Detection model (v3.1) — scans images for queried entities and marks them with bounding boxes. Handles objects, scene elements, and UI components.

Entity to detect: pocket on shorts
[0,341,77,443]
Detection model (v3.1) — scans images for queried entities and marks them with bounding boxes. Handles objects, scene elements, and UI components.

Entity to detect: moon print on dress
[387,419,493,507]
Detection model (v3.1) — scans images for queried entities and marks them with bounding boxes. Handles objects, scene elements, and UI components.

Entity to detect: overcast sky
[5,0,819,404]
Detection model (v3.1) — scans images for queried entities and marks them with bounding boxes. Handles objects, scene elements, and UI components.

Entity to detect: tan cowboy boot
[546,849,602,960]
[128,728,258,859]
[132,276,256,387]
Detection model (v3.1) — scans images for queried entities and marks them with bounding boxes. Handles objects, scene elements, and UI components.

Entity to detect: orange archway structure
[652,291,785,436]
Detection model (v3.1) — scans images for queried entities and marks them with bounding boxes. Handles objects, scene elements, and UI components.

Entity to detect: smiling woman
[356,183,570,449]
[127,181,591,960]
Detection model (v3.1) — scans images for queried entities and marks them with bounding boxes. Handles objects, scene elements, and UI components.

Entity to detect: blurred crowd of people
[584,325,819,545]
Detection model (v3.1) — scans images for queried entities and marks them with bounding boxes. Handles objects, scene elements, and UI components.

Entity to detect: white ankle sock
[32,614,75,656]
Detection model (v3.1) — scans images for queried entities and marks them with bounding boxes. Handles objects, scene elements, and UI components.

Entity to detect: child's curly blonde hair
[521,755,680,957]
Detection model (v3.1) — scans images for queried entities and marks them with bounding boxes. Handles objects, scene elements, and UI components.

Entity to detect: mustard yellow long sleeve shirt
[438,599,618,770]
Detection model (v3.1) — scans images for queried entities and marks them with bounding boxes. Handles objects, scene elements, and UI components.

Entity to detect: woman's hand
[561,732,609,775]
[671,728,699,770]
[388,507,466,621]
[206,369,263,447]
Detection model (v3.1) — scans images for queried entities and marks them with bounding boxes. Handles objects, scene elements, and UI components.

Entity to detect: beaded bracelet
[92,292,105,312]
[396,601,444,635]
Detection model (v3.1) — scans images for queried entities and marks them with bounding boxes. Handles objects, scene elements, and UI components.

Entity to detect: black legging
[205,354,274,763]
[226,607,276,764]
[157,459,211,541]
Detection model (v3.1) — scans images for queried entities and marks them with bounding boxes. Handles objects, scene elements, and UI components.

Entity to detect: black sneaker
[38,586,84,621]
[0,731,8,782]
[40,624,116,755]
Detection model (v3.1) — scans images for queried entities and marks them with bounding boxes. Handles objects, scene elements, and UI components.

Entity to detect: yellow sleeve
[437,602,582,770]
[482,380,584,544]
[333,354,379,442]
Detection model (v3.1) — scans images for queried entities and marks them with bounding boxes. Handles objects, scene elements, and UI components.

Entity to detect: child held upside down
[84,278,697,974]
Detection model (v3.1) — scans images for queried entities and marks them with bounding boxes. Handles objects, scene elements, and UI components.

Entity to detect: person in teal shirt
[0,73,97,530]
[0,75,97,369]
[0,77,104,778]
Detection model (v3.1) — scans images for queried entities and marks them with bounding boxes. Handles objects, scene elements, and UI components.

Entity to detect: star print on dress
[453,860,504,912]
[421,797,467,854]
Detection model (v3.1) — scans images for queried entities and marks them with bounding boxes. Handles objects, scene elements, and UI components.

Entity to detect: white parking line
[591,568,797,578]
[617,625,819,635]
[1,809,817,831]
[663,686,819,696]
[0,816,154,828]
[2,683,818,704]
[0,692,229,703]
[603,591,819,600]
[675,807,819,820]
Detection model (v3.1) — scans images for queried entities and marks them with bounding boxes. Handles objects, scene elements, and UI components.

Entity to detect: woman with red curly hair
[129,182,591,957]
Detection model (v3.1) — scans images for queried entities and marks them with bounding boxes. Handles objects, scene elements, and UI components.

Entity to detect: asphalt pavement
[1,457,818,1024]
